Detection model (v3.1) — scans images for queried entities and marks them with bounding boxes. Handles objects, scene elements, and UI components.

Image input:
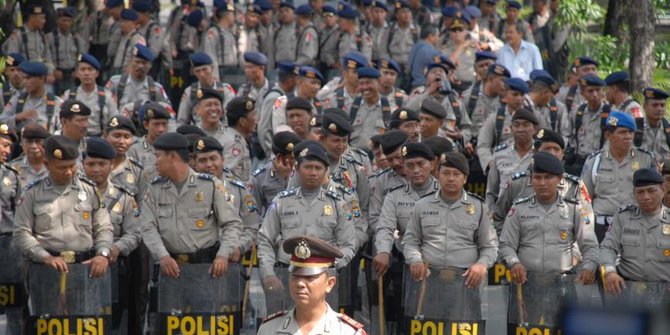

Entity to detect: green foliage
[655,41,670,70]
[567,34,628,74]
[554,0,605,32]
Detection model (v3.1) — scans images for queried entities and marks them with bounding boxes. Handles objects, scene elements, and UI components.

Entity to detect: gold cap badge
[196,89,203,99]
[401,146,408,156]
[328,123,337,132]
[309,117,317,126]
[109,117,119,127]
[147,109,154,118]
[286,142,294,151]
[294,240,311,259]
[399,111,408,120]
[608,116,618,126]
[71,104,80,113]
[300,148,309,157]
[536,129,544,139]
[246,100,254,110]
[53,149,63,159]
[197,139,205,150]
[0,124,8,135]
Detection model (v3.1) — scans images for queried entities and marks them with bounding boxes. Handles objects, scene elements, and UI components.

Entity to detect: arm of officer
[599,211,624,275]
[105,89,119,121]
[334,198,356,267]
[346,192,368,252]
[475,202,498,268]
[459,108,473,145]
[476,114,496,170]
[0,96,17,127]
[355,167,371,225]
[257,200,281,278]
[402,206,424,265]
[237,187,260,255]
[499,204,522,266]
[573,202,598,272]
[141,189,170,260]
[258,93,278,155]
[270,96,287,132]
[13,190,50,262]
[375,194,398,256]
[492,177,515,234]
[176,87,193,126]
[485,159,500,209]
[92,195,114,253]
[405,90,429,111]
[368,176,384,232]
[213,179,243,258]
[116,198,142,257]
[558,103,572,145]
[580,157,595,198]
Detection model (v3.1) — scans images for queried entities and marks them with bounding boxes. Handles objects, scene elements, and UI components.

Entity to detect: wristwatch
[98,248,111,259]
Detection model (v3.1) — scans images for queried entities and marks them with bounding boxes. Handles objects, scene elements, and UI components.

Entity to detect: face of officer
[372,147,389,170]
[321,133,348,160]
[244,63,265,83]
[379,68,398,92]
[358,78,379,102]
[57,15,73,33]
[323,12,337,27]
[298,77,321,98]
[576,64,598,78]
[404,157,432,187]
[531,171,561,203]
[237,110,258,135]
[46,158,77,185]
[398,121,420,143]
[536,141,564,161]
[83,157,113,186]
[438,166,466,199]
[61,115,89,142]
[120,18,138,34]
[662,174,670,201]
[531,84,553,106]
[196,98,224,125]
[155,150,187,177]
[634,184,663,215]
[581,85,603,107]
[23,74,45,94]
[287,109,311,138]
[279,7,295,23]
[245,11,260,27]
[371,7,387,26]
[0,136,11,163]
[21,137,45,162]
[143,119,169,142]
[605,127,633,153]
[485,74,506,96]
[511,119,537,145]
[504,88,525,111]
[644,98,667,125]
[297,160,328,190]
[131,58,151,80]
[475,60,495,80]
[396,8,412,26]
[76,62,99,86]
[27,13,47,30]
[289,271,336,309]
[5,66,24,88]
[194,151,224,179]
[449,25,468,44]
[419,113,443,139]
[342,68,358,86]
[193,65,215,85]
[386,148,406,177]
[105,129,134,156]
[505,6,520,21]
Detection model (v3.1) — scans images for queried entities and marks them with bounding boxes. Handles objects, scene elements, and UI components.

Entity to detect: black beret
[369,134,384,150]
[439,152,469,175]
[511,109,539,125]
[45,135,79,160]
[142,102,171,120]
[0,123,17,142]
[390,108,420,128]
[534,128,565,150]
[85,137,116,159]
[193,136,224,153]
[153,133,190,151]
[185,134,202,153]
[420,99,447,119]
[295,140,329,166]
[286,97,313,112]
[226,97,255,120]
[309,114,322,129]
[323,108,350,121]
[322,113,353,137]
[195,87,223,103]
[60,99,92,118]
[422,136,454,157]
[380,130,409,155]
[176,124,207,137]
[272,131,302,155]
[531,151,563,175]
[633,168,664,187]
[22,123,49,139]
[643,87,669,101]
[107,115,137,135]
[400,142,434,161]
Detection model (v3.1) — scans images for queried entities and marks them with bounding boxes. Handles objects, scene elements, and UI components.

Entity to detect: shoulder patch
[262,310,288,323]
[150,176,168,184]
[619,204,637,213]
[494,143,509,152]
[354,148,369,159]
[338,313,364,330]
[513,195,532,205]
[128,157,144,169]
[229,179,246,188]
[279,187,299,198]
[197,173,215,180]
[252,167,266,177]
[466,191,485,202]
[511,170,529,180]
[562,173,581,184]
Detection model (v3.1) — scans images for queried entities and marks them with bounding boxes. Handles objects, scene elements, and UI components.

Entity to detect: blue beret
[247,2,262,13]
[277,61,298,74]
[464,5,481,18]
[134,44,155,62]
[643,87,670,100]
[295,140,330,166]
[57,7,76,17]
[506,0,522,9]
[120,8,139,21]
[605,111,636,131]
[25,5,45,16]
[154,133,190,151]
[86,137,116,159]
[605,71,630,86]
[105,0,124,8]
[338,4,357,19]
[488,64,511,77]
[132,0,152,13]
[573,56,598,68]
[441,6,458,17]
[356,67,380,79]
[214,0,236,12]
[189,52,213,67]
[531,151,563,175]
[427,54,455,72]
[475,51,497,62]
[296,4,313,15]
[376,57,401,74]
[394,0,411,10]
[361,0,372,6]
[342,51,368,69]
[186,9,204,27]
[18,61,48,76]
[243,52,267,66]
[299,66,324,81]
[323,5,337,14]
[279,1,295,10]
[579,74,605,87]
[6,53,26,67]
[78,53,101,71]
[370,0,388,11]
[633,168,664,187]
[256,0,273,11]
[504,77,529,93]
[529,69,556,87]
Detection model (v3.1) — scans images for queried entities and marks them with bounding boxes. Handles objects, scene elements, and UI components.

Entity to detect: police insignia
[328,123,337,132]
[608,116,618,126]
[53,149,63,159]
[195,191,204,202]
[246,100,254,110]
[632,161,639,171]
[663,224,670,236]
[664,249,670,257]
[309,117,317,126]
[465,204,475,215]
[323,205,333,216]
[560,231,568,240]
[286,142,294,151]
[560,207,569,219]
[0,124,8,134]
[399,111,408,120]
[109,117,119,127]
[197,139,205,150]
[195,220,205,228]
[196,89,203,99]
[78,191,87,201]
[82,212,91,220]
[113,202,123,213]
[244,194,256,212]
[295,240,311,259]
[126,173,135,184]
[536,129,544,139]
[3,177,10,187]
[401,146,407,156]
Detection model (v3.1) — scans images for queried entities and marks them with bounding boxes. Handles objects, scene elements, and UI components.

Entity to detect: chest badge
[465,204,475,215]
[112,202,123,214]
[195,219,205,228]
[663,224,670,236]
[78,191,87,201]
[126,173,135,184]
[632,161,640,171]
[560,231,568,240]
[323,205,333,216]
[195,191,204,202]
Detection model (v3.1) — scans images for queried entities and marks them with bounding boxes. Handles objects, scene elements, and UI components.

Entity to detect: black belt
[274,262,289,268]
[170,243,219,264]
[47,249,95,264]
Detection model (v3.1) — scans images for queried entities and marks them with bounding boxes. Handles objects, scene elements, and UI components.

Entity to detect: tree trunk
[603,0,625,39]
[628,0,655,92]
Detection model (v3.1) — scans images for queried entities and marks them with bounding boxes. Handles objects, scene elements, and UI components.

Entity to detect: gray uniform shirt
[485,143,533,208]
[100,183,141,257]
[0,164,20,234]
[2,27,51,62]
[8,156,47,189]
[274,22,298,62]
[369,168,406,233]
[251,163,289,216]
[221,127,251,182]
[257,305,365,335]
[176,81,235,126]
[205,25,239,68]
[62,86,119,135]
[46,31,84,70]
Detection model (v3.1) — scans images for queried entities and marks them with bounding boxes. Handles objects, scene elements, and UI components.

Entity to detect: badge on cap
[560,231,568,240]
[328,123,337,132]
[195,219,205,228]
[246,100,254,111]
[399,111,408,120]
[465,203,474,215]
[347,60,357,69]
[109,117,119,127]
[309,117,317,126]
[196,89,203,99]
[646,90,655,98]
[608,116,618,126]
[0,124,8,134]
[195,191,204,202]
[663,224,670,236]
[53,149,63,159]
[286,142,294,151]
[6,56,14,66]
[632,161,639,171]
[300,148,309,157]
[78,191,87,201]
[401,146,407,156]
[197,140,205,151]
[323,205,333,216]
[34,6,43,14]
[147,109,154,118]
[536,129,544,139]
[294,240,311,259]
[71,104,81,113]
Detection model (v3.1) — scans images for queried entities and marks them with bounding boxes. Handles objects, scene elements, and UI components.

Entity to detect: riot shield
[263,266,339,317]
[0,235,25,334]
[26,263,112,334]
[337,262,352,315]
[156,263,243,335]
[403,267,486,335]
[603,281,669,309]
[507,272,579,335]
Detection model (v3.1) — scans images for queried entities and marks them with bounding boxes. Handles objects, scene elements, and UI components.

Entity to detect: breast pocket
[157,205,173,218]
[421,216,443,235]
[655,238,670,262]
[621,235,642,259]
[188,207,212,231]
[74,202,93,235]
[280,216,301,233]
[33,203,52,231]
[317,215,338,230]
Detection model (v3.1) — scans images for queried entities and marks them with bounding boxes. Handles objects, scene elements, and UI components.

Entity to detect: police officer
[601,168,670,292]
[110,8,145,75]
[9,123,49,187]
[389,107,420,142]
[257,141,355,297]
[497,1,534,43]
[582,111,657,242]
[270,66,324,135]
[320,52,368,112]
[0,61,62,131]
[83,0,119,68]
[192,136,259,262]
[499,152,598,284]
[403,152,497,286]
[205,0,239,81]
[368,131,408,231]
[640,88,670,158]
[258,61,299,153]
[557,56,599,114]
[47,7,84,95]
[0,123,21,334]
[257,0,276,72]
[222,97,256,182]
[133,0,164,71]
[126,102,171,184]
[257,235,367,335]
[103,116,144,199]
[486,109,538,208]
[274,2,299,63]
[63,54,118,137]
[0,53,26,111]
[605,71,642,118]
[417,98,448,140]
[192,88,228,145]
[376,57,409,112]
[462,63,508,140]
[14,135,113,277]
[386,0,419,86]
[423,136,455,177]
[479,0,501,39]
[2,4,51,63]
[346,67,392,149]
[58,100,91,153]
[238,2,263,66]
[442,13,478,92]
[336,4,373,62]
[295,4,319,66]
[283,97,313,140]
[526,70,570,142]
[237,52,272,100]
[142,132,243,279]
[319,5,342,80]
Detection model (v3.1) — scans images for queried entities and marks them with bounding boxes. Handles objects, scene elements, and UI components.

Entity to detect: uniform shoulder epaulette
[1,163,18,174]
[197,173,215,181]
[619,204,637,213]
[325,188,342,201]
[279,187,299,198]
[494,143,508,152]
[563,173,581,184]
[370,168,390,179]
[467,191,484,202]
[262,310,287,323]
[344,154,362,166]
[78,175,96,187]
[252,167,266,177]
[513,195,532,205]
[354,148,369,158]
[420,190,437,199]
[636,147,653,156]
[228,179,246,188]
[338,313,364,331]
[25,177,45,191]
[128,157,144,169]
[150,176,168,184]
[587,150,602,159]
[511,170,529,180]
[114,184,134,196]
[385,184,404,195]
[563,197,578,204]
